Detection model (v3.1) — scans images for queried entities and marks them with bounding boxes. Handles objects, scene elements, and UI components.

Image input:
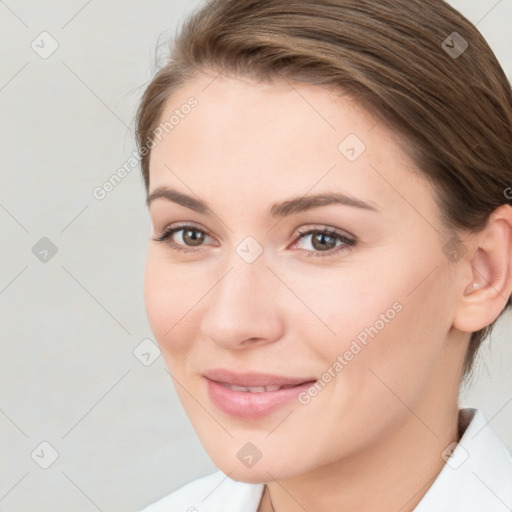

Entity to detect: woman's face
[144,74,466,482]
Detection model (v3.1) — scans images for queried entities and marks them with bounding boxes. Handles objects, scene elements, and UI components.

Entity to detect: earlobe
[453,204,512,333]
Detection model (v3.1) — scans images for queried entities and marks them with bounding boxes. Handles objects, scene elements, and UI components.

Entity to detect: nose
[199,257,285,350]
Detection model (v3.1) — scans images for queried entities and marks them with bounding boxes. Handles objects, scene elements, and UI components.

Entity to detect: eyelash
[153,224,357,258]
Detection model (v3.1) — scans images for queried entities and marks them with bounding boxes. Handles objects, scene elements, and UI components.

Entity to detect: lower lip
[206,378,316,419]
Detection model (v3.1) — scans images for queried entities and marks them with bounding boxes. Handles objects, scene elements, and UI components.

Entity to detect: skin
[144,73,512,512]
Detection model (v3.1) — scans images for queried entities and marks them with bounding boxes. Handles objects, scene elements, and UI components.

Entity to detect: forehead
[148,74,439,225]
[150,75,377,170]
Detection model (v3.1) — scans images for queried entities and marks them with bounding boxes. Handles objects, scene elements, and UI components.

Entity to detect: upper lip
[203,368,316,387]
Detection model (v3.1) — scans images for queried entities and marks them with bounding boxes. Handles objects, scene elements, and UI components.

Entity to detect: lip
[204,368,317,419]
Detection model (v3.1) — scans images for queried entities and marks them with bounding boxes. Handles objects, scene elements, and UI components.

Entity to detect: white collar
[414,407,512,511]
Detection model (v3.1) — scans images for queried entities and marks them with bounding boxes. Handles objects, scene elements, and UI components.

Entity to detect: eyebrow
[146,186,379,218]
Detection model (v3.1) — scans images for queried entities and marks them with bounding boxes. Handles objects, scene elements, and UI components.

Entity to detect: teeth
[228,384,283,392]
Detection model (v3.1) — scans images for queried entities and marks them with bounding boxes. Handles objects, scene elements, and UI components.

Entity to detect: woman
[136,0,512,510]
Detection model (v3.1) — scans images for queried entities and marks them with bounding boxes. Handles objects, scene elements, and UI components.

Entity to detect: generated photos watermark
[298,301,403,405]
[92,96,198,201]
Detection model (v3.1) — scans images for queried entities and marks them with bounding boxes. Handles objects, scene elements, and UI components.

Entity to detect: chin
[225,467,270,484]
[208,448,306,484]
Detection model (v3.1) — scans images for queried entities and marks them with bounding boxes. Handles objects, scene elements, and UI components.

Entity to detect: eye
[153,223,356,258]
[152,224,216,253]
[291,227,356,258]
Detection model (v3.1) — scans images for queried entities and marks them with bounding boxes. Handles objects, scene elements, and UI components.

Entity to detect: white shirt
[140,408,512,511]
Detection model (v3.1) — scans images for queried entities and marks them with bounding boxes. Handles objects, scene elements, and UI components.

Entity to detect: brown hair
[135,0,512,380]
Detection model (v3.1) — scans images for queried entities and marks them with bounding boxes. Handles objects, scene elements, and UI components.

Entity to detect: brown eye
[293,227,356,258]
[181,228,205,246]
[153,225,214,252]
[310,232,337,251]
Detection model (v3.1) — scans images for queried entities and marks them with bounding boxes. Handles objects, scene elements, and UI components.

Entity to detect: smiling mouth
[218,382,313,393]
[203,368,317,389]
[204,370,318,418]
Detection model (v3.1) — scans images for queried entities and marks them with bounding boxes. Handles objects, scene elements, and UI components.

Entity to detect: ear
[453,204,512,333]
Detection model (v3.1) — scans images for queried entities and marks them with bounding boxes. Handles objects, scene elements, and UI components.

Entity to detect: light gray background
[0,1,511,511]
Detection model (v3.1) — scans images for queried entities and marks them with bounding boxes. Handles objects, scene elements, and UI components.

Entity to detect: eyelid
[292,224,356,242]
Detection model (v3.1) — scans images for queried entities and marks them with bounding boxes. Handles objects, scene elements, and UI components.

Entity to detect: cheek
[280,259,403,361]
[143,251,200,355]
[329,264,454,414]
[297,244,453,395]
